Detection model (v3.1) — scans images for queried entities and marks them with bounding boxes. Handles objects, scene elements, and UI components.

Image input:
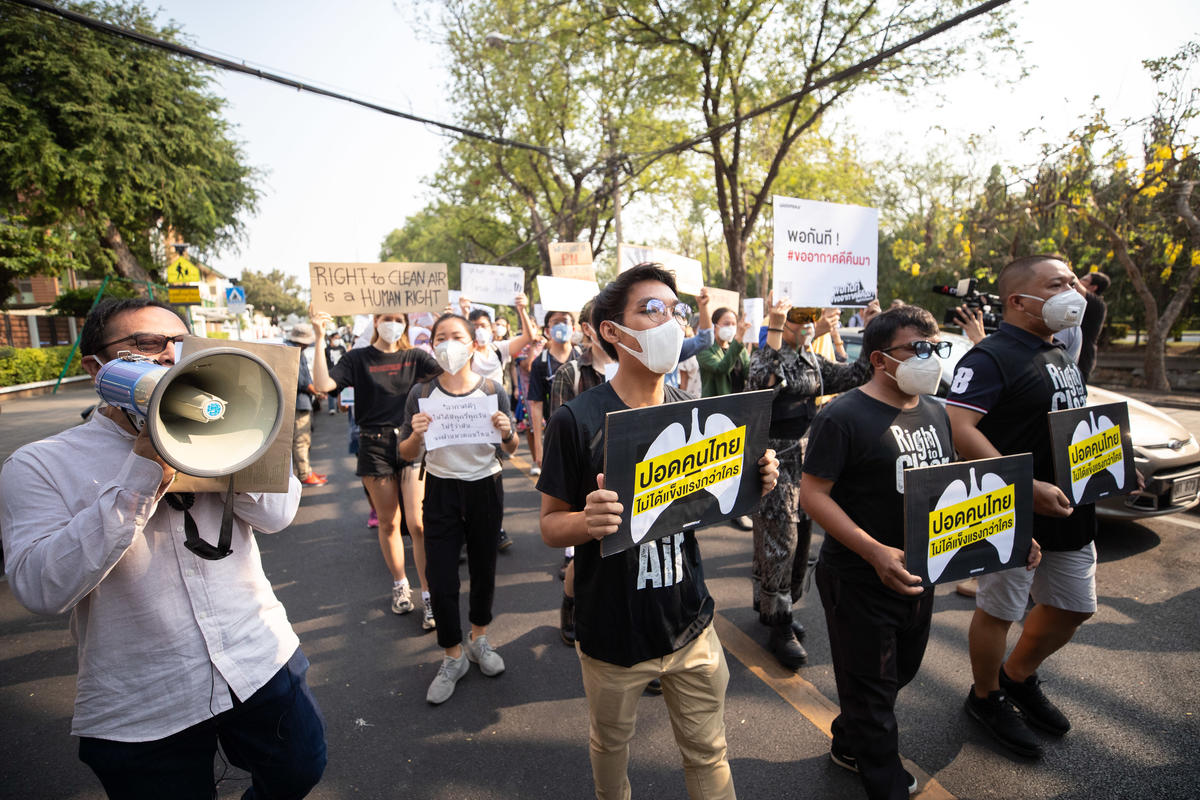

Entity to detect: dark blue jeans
[78,648,326,800]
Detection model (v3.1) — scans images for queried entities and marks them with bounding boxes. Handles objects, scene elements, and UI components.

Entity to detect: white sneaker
[466,634,505,677]
[426,652,469,704]
[421,597,436,631]
[391,582,414,615]
[529,466,541,477]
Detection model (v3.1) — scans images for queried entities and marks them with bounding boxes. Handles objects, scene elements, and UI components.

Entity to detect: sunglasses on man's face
[98,333,186,355]
[880,340,952,359]
[786,307,822,324]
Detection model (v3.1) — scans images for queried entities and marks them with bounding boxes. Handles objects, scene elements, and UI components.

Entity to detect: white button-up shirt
[1,411,302,741]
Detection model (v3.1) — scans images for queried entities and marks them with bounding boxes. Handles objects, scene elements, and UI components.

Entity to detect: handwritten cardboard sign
[617,244,704,296]
[536,275,599,316]
[742,298,764,344]
[417,393,500,450]
[460,262,525,306]
[549,242,593,267]
[550,262,597,281]
[705,287,740,317]
[772,196,878,308]
[601,391,773,557]
[309,262,448,315]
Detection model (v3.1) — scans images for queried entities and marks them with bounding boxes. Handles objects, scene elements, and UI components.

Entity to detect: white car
[838,329,1200,520]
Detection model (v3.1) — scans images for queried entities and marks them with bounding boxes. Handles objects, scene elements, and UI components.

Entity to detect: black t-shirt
[537,382,714,667]
[946,323,1095,551]
[328,346,441,429]
[528,346,579,408]
[804,389,955,583]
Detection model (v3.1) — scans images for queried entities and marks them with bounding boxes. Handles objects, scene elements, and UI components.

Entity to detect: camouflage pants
[751,437,814,626]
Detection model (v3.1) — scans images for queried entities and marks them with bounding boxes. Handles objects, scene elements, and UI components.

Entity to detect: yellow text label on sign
[168,285,201,304]
[635,426,746,495]
[309,262,449,315]
[168,257,200,283]
[1068,425,1121,469]
[927,483,1015,559]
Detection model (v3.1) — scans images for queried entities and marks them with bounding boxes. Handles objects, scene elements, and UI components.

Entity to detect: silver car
[838,328,1200,520]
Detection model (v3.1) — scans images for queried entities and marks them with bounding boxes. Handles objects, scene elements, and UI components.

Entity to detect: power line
[2,0,555,159]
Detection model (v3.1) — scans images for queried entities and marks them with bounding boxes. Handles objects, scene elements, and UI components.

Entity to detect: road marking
[713,613,956,800]
[1162,512,1200,532]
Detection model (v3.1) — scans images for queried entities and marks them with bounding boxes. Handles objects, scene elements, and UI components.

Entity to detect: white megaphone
[94,347,285,477]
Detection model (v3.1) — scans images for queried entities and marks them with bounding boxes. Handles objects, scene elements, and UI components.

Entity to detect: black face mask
[164,488,235,560]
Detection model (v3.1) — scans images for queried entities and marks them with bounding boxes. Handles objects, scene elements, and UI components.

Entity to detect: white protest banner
[310,262,448,315]
[536,275,599,316]
[705,287,740,317]
[617,244,704,296]
[534,303,546,327]
[417,393,500,450]
[460,262,525,306]
[548,242,593,267]
[742,297,764,344]
[772,196,878,307]
[448,291,496,321]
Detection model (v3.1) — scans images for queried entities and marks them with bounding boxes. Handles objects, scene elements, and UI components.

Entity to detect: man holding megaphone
[0,298,327,799]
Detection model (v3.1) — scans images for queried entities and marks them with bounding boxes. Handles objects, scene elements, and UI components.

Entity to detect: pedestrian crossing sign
[168,256,200,283]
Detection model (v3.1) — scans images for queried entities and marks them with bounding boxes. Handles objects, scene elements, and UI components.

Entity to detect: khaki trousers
[292,410,312,477]
[577,623,735,800]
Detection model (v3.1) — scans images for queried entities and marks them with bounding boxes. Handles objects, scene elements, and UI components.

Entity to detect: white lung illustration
[927,467,1014,583]
[1070,411,1124,503]
[631,407,741,545]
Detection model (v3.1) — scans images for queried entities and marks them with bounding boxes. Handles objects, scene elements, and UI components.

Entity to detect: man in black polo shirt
[946,254,1092,759]
[537,263,779,800]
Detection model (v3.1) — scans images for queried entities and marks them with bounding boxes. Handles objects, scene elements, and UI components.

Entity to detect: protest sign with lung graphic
[1048,402,1137,506]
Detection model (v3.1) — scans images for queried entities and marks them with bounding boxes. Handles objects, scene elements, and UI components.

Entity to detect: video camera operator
[0,298,326,799]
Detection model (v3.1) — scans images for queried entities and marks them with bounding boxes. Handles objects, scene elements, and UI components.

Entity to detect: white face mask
[610,318,685,374]
[475,327,494,345]
[1017,289,1086,332]
[716,324,737,343]
[884,353,943,396]
[570,329,584,346]
[377,321,406,343]
[434,340,472,374]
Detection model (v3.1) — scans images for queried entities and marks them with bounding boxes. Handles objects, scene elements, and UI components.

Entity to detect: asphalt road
[1,385,1198,799]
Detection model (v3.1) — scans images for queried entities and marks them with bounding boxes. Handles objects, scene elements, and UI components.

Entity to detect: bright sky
[148,0,1198,284]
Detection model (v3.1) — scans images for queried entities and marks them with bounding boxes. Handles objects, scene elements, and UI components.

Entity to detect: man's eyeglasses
[98,333,186,355]
[786,307,822,325]
[634,298,692,325]
[880,340,951,359]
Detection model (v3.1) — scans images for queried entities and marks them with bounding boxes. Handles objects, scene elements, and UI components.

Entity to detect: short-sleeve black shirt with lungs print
[946,322,1094,551]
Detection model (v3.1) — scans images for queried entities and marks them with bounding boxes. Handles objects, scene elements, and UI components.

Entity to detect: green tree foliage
[602,0,1018,296]
[0,1,257,306]
[240,268,306,319]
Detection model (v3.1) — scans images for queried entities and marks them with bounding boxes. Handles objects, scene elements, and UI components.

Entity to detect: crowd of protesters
[0,256,1116,800]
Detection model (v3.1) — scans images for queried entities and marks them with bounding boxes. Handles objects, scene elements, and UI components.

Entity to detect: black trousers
[422,472,503,649]
[816,562,934,800]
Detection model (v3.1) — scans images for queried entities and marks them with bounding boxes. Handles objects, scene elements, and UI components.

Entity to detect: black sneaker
[999,667,1070,735]
[829,751,917,794]
[964,687,1043,758]
[768,622,808,670]
[645,678,663,695]
[497,530,513,552]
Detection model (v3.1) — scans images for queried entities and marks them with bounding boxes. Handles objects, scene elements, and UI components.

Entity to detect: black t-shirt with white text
[804,388,954,582]
[328,346,441,429]
[537,382,713,667]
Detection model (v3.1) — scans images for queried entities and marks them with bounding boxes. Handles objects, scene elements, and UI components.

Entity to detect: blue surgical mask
[550,322,571,343]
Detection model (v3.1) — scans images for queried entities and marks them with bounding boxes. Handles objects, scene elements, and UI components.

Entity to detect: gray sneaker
[391,583,414,615]
[426,652,469,704]
[466,634,505,677]
[421,597,436,631]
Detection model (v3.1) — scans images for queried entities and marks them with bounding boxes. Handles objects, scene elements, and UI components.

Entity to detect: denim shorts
[356,427,405,477]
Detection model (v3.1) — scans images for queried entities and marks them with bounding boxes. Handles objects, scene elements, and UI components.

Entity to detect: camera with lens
[932,278,1001,332]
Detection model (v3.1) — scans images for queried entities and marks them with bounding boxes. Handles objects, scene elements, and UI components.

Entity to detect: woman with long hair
[310,309,440,630]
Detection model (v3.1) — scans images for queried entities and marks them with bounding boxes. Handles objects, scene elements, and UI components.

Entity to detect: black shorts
[356,427,407,477]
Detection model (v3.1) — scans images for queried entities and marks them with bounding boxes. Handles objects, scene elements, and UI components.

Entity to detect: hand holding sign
[417,394,501,450]
[585,474,624,541]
